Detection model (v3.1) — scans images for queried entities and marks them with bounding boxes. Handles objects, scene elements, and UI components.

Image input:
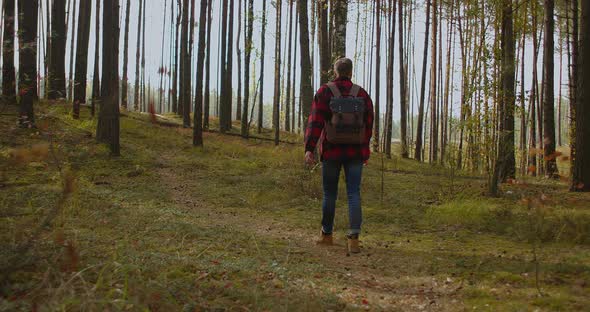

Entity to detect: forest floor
[1,102,590,311]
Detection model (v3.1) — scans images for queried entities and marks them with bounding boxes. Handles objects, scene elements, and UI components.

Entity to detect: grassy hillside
[1,102,589,311]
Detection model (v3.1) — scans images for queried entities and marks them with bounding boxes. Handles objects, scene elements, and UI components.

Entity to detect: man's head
[334,57,353,79]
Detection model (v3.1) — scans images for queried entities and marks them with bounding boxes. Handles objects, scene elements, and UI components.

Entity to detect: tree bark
[121,0,131,110]
[385,0,396,158]
[133,0,143,110]
[140,0,146,111]
[298,0,313,128]
[193,0,208,146]
[158,0,168,113]
[373,0,381,152]
[414,0,430,161]
[219,0,230,132]
[45,0,51,99]
[91,0,100,116]
[285,0,294,132]
[17,0,39,127]
[241,0,254,137]
[573,0,590,191]
[67,0,77,102]
[257,0,266,133]
[224,0,235,130]
[48,0,67,99]
[273,0,282,145]
[318,0,331,85]
[429,0,438,163]
[291,5,298,132]
[2,0,15,103]
[172,0,180,113]
[519,4,527,175]
[490,0,515,195]
[73,0,93,118]
[543,0,557,178]
[236,0,242,121]
[96,0,120,156]
[330,0,346,60]
[204,0,213,129]
[569,0,579,187]
[398,0,408,159]
[179,0,189,125]
[528,0,540,175]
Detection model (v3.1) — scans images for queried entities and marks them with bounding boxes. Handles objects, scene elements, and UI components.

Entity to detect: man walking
[304,58,374,254]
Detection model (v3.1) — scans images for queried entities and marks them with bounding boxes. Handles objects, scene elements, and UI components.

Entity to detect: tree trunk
[96,0,120,156]
[224,0,235,130]
[257,0,266,133]
[558,31,563,148]
[17,0,39,127]
[45,0,51,99]
[193,0,208,146]
[318,0,331,85]
[414,0,430,160]
[569,0,579,187]
[291,5,298,132]
[398,0,408,159]
[182,0,195,127]
[91,0,100,116]
[67,0,77,102]
[121,0,130,110]
[48,0,67,99]
[133,0,143,110]
[285,0,294,132]
[331,0,346,60]
[385,0,396,158]
[441,0,455,164]
[172,0,180,113]
[490,0,515,195]
[140,0,146,111]
[179,0,189,124]
[543,0,557,178]
[573,0,590,191]
[158,0,168,113]
[219,0,231,132]
[273,0,282,145]
[241,0,254,137]
[73,0,93,118]
[373,0,381,152]
[236,0,242,121]
[429,0,438,163]
[519,4,527,175]
[528,0,539,175]
[203,0,213,129]
[2,0,16,103]
[298,0,313,132]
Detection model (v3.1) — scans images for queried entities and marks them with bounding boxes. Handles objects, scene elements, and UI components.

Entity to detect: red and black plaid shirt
[305,77,374,162]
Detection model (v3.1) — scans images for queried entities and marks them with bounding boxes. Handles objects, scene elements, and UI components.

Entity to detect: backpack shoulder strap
[350,84,361,97]
[327,82,342,98]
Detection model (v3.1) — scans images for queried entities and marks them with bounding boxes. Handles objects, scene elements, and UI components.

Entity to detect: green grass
[1,102,590,311]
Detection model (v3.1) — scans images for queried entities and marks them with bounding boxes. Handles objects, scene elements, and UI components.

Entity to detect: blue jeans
[321,160,363,236]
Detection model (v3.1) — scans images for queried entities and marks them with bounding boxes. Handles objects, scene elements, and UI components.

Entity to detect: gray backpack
[324,82,367,145]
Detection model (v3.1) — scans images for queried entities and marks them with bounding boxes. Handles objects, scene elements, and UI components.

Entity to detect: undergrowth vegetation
[1,102,589,311]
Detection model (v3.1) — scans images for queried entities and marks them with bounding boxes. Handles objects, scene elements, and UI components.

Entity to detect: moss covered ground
[1,102,589,311]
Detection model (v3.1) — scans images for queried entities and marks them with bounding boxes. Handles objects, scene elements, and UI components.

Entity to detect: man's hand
[305,151,316,166]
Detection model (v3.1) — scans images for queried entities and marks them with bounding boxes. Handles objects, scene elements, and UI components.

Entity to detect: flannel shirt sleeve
[362,89,374,144]
[304,87,329,153]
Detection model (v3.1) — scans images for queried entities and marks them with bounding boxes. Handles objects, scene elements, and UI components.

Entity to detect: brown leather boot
[316,231,334,246]
[347,235,361,254]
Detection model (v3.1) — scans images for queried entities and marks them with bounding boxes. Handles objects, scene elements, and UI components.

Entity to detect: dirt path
[156,153,462,311]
